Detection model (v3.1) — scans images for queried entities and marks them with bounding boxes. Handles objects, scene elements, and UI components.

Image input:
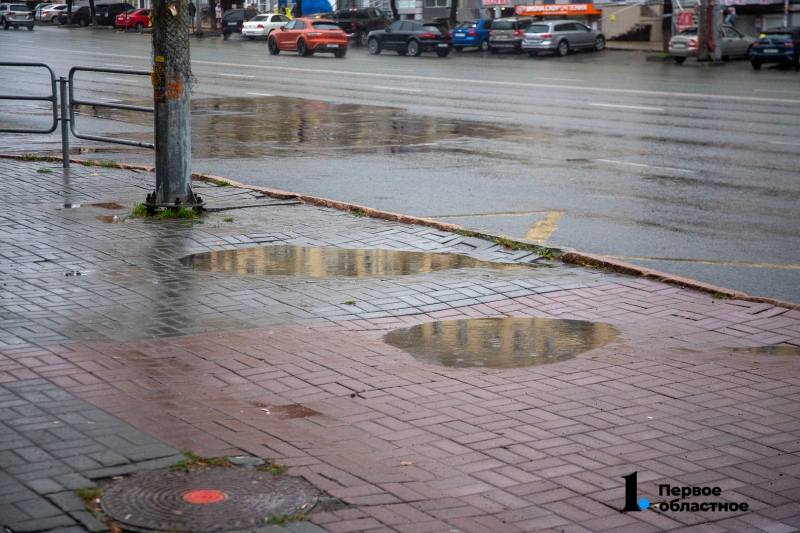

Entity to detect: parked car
[34,3,54,21]
[0,3,34,29]
[115,7,149,29]
[96,2,133,26]
[750,27,800,70]
[220,6,259,39]
[488,16,532,53]
[268,17,348,57]
[326,7,390,46]
[367,19,452,57]
[669,25,754,63]
[58,5,91,25]
[42,3,67,22]
[451,18,491,52]
[241,12,290,40]
[521,20,605,57]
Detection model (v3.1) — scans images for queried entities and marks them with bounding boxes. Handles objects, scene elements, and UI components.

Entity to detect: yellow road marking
[608,256,800,270]
[525,211,564,244]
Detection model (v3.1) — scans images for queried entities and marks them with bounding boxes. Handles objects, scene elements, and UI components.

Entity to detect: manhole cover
[180,245,536,278]
[101,468,318,532]
[383,318,620,368]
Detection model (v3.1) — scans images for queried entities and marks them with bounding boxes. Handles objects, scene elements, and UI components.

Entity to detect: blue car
[451,18,492,52]
[751,27,800,70]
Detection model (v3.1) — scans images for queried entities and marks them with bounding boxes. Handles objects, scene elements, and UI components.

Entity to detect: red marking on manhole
[182,490,227,504]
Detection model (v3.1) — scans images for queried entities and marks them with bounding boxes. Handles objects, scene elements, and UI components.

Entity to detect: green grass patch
[99,160,116,167]
[452,229,557,259]
[215,181,231,187]
[131,203,198,220]
[255,461,288,476]
[342,301,356,306]
[81,159,97,167]
[21,154,44,161]
[223,217,233,222]
[351,209,368,218]
[713,292,734,300]
[37,168,52,173]
[171,450,231,471]
[75,487,101,503]
[265,511,309,526]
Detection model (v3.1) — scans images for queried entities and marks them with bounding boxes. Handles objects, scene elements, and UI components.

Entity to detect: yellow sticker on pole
[168,4,177,16]
[155,56,164,62]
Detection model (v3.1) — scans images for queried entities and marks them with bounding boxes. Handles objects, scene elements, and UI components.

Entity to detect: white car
[241,13,290,40]
[34,3,54,20]
[42,3,67,23]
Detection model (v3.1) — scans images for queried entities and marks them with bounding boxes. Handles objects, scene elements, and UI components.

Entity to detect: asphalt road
[2,26,799,302]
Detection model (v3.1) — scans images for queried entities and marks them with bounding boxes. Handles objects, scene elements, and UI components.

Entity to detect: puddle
[249,402,320,419]
[87,96,525,158]
[383,318,620,368]
[728,345,800,356]
[180,245,536,278]
[88,202,126,210]
[96,215,123,223]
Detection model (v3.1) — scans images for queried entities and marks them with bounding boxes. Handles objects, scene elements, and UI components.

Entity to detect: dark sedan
[367,19,452,57]
[58,5,90,26]
[751,27,800,70]
[220,7,259,39]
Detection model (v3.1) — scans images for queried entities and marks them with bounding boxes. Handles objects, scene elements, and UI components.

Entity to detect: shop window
[424,0,449,8]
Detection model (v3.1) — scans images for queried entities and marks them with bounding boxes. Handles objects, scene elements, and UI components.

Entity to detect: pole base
[145,192,205,210]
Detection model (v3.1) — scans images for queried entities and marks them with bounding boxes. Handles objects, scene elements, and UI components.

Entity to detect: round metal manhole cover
[101,468,318,532]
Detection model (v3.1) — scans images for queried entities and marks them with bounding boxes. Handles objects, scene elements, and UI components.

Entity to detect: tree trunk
[296,0,301,17]
[66,0,72,24]
[449,0,457,27]
[89,0,97,26]
[662,0,672,53]
[389,0,398,20]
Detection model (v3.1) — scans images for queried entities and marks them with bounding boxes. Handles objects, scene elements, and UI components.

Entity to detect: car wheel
[407,39,421,57]
[359,31,368,47]
[334,48,346,58]
[368,37,381,55]
[268,35,280,54]
[135,21,143,30]
[594,36,604,51]
[436,48,450,58]
[528,51,538,57]
[297,38,309,56]
[27,24,33,30]
[454,46,463,52]
[674,56,686,64]
[557,40,568,56]
[479,39,489,52]
[1,18,7,29]
[51,15,58,23]
[78,18,86,27]
[222,30,230,39]
[751,60,761,70]
[745,45,752,59]
[248,35,254,40]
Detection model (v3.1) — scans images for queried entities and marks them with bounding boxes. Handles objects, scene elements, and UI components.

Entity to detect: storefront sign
[515,4,602,16]
[484,0,511,5]
[677,11,693,31]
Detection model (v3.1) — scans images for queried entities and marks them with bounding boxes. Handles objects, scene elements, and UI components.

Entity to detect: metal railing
[68,66,155,149]
[0,62,154,168]
[0,62,59,134]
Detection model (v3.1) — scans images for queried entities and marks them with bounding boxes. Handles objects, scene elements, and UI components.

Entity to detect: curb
[562,251,800,311]
[4,153,798,312]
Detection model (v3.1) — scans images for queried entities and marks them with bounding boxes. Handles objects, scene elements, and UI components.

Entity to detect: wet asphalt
[1,25,799,302]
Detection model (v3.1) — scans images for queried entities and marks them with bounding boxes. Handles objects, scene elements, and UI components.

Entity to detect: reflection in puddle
[180,246,536,278]
[93,96,524,158]
[95,215,122,223]
[728,345,800,356]
[249,402,320,419]
[383,318,620,368]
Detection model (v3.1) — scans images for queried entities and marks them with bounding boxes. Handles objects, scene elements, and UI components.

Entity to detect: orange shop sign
[515,4,602,16]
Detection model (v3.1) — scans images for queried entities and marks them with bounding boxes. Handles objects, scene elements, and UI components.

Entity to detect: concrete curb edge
[4,153,797,312]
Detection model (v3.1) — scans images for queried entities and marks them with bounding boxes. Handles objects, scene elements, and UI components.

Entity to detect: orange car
[267,17,348,58]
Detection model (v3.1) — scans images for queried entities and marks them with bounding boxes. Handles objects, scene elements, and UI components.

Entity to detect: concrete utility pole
[696,0,721,61]
[697,0,709,60]
[147,0,201,210]
[195,1,203,36]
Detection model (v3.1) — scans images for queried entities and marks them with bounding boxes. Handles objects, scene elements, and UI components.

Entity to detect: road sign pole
[148,0,200,210]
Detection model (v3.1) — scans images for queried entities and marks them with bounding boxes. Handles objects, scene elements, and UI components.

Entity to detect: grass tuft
[351,209,368,218]
[130,203,197,220]
[342,301,356,306]
[265,511,309,526]
[712,292,734,300]
[170,450,230,471]
[99,160,116,167]
[255,461,288,476]
[223,217,233,222]
[75,487,102,502]
[452,230,557,259]
[37,168,52,173]
[215,181,231,187]
[81,159,97,167]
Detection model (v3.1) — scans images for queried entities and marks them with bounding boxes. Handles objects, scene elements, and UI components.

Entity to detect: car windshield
[492,20,514,30]
[761,32,791,41]
[527,24,549,33]
[311,22,340,30]
[679,28,698,36]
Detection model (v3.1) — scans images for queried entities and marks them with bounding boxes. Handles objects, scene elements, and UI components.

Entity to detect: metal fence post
[149,0,200,210]
[59,76,70,169]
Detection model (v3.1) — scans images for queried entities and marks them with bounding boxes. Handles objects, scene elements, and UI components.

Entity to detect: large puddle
[383,318,620,368]
[180,245,536,278]
[728,345,800,356]
[85,96,525,158]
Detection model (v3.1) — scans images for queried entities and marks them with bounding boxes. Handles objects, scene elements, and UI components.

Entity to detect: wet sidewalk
[1,158,799,533]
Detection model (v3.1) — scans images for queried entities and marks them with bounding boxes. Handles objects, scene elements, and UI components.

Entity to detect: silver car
[522,20,605,57]
[668,25,754,63]
[0,3,34,29]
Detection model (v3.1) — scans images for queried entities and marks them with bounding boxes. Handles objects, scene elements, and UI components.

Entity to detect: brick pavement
[1,159,800,533]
